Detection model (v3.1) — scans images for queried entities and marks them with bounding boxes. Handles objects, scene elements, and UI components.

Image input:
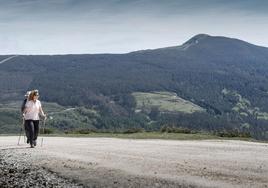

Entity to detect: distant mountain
[1,34,268,139]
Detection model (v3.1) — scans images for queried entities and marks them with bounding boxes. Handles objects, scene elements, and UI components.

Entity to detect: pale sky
[0,0,267,54]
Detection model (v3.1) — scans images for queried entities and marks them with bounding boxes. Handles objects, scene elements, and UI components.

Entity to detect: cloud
[0,0,267,54]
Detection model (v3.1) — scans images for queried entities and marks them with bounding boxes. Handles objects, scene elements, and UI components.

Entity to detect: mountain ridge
[0,34,268,139]
[1,34,268,57]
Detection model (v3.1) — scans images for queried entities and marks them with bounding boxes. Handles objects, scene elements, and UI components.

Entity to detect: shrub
[42,128,54,134]
[215,130,251,138]
[160,125,192,134]
[122,128,144,134]
[64,128,97,134]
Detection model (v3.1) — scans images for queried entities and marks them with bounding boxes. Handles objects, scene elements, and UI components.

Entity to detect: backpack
[21,91,31,113]
[21,98,27,113]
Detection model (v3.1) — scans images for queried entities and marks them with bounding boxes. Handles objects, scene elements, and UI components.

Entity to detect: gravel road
[0,136,267,188]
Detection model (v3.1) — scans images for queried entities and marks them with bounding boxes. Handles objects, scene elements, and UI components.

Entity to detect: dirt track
[0,136,268,188]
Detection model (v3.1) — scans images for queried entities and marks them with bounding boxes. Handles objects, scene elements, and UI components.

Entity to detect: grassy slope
[0,101,99,133]
[0,101,22,133]
[0,100,260,141]
[132,91,205,113]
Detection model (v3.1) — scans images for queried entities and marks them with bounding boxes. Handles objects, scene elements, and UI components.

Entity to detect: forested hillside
[1,34,268,139]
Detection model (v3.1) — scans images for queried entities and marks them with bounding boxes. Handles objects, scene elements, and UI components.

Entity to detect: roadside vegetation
[0,99,263,141]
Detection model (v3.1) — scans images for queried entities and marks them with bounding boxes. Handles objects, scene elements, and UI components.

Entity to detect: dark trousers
[25,120,39,145]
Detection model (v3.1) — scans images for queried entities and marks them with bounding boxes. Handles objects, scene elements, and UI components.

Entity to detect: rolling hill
[0,34,268,139]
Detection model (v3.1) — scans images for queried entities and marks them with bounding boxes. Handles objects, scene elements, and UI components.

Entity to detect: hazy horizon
[1,0,268,55]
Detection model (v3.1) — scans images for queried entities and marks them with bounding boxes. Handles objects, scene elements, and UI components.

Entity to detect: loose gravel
[0,149,83,188]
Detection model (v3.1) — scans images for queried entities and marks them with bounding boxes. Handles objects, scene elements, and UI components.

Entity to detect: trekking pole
[41,118,46,147]
[23,119,26,143]
[17,118,24,145]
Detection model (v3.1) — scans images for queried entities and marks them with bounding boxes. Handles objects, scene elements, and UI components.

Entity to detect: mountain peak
[181,34,210,50]
[190,34,210,40]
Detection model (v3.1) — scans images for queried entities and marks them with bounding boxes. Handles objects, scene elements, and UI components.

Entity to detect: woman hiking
[23,90,46,148]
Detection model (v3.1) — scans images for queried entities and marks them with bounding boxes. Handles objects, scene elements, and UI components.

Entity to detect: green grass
[132,91,205,113]
[0,101,99,133]
[0,101,68,134]
[42,102,67,114]
[0,132,260,143]
[10,132,254,141]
